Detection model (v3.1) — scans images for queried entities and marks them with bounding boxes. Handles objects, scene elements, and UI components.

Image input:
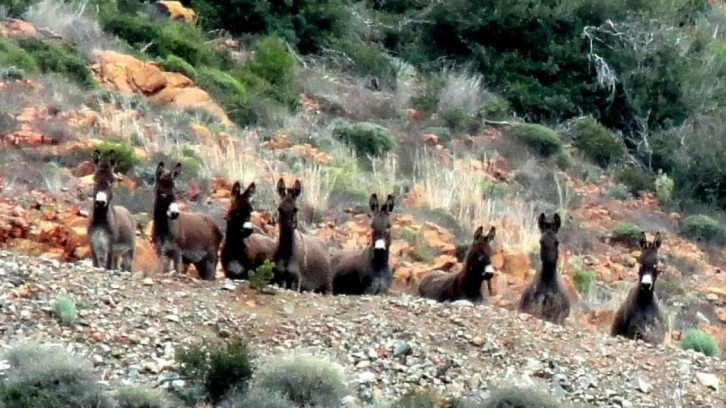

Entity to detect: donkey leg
[90,247,100,268]
[120,248,134,272]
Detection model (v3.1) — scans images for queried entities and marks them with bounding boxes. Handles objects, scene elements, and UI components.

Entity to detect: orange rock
[501,251,530,284]
[423,134,438,146]
[714,307,726,324]
[0,19,38,38]
[73,161,95,177]
[189,122,212,139]
[155,1,197,23]
[133,240,159,275]
[130,65,167,95]
[431,254,457,271]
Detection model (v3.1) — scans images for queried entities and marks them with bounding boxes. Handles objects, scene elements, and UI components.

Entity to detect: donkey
[418,226,496,303]
[220,181,277,280]
[331,193,395,295]
[87,149,136,271]
[272,178,331,293]
[152,161,223,280]
[611,231,667,345]
[518,212,571,324]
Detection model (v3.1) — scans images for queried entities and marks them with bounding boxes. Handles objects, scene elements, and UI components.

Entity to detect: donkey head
[276,178,302,231]
[469,225,497,280]
[92,149,117,209]
[368,193,395,253]
[154,161,182,220]
[638,231,662,291]
[227,181,257,238]
[537,212,561,266]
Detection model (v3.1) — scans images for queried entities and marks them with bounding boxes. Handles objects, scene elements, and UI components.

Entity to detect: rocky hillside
[0,0,725,406]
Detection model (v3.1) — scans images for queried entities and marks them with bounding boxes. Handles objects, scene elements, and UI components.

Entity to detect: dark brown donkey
[152,161,223,280]
[611,231,667,345]
[220,181,276,280]
[331,193,395,295]
[518,212,571,324]
[272,178,331,292]
[417,226,496,303]
[87,149,136,271]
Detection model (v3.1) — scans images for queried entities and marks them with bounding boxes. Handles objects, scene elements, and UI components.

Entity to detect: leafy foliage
[332,119,397,158]
[93,141,140,174]
[15,37,95,89]
[113,386,173,408]
[51,296,77,325]
[219,388,296,408]
[680,329,720,357]
[610,222,642,247]
[564,116,623,168]
[158,54,197,80]
[482,386,560,408]
[249,259,275,292]
[508,123,563,158]
[680,214,724,244]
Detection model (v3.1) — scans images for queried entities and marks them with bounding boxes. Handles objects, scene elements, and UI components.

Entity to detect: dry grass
[436,66,486,120]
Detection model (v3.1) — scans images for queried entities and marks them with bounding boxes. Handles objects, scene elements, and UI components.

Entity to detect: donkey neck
[90,204,114,228]
[635,288,657,308]
[537,260,560,286]
[366,245,390,272]
[277,224,297,259]
[153,201,173,239]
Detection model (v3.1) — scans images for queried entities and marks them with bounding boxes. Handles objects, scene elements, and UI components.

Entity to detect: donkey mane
[151,161,223,280]
[87,149,136,271]
[331,193,395,296]
[221,180,276,280]
[611,231,666,345]
[517,212,571,325]
[417,226,496,304]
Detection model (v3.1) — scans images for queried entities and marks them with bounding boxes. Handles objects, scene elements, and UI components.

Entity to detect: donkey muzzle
[640,273,653,289]
[482,264,495,279]
[374,239,387,251]
[94,191,108,207]
[167,202,180,220]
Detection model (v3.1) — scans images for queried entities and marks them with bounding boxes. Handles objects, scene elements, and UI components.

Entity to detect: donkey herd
[88,150,667,346]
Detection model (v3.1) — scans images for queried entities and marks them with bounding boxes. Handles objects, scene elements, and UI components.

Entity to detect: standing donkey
[610,231,667,345]
[88,149,136,271]
[417,226,496,303]
[152,161,223,280]
[518,212,571,324]
[331,193,395,295]
[272,178,331,293]
[221,181,276,280]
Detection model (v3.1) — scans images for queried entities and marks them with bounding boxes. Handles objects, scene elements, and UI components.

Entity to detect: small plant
[482,387,560,408]
[413,245,437,263]
[680,214,723,244]
[610,222,642,247]
[249,259,275,293]
[51,296,77,325]
[390,389,439,408]
[508,123,563,158]
[15,37,95,89]
[571,260,596,298]
[0,36,37,73]
[174,336,254,405]
[564,116,623,168]
[613,166,653,196]
[113,386,172,408]
[331,119,397,158]
[254,351,349,407]
[654,172,674,204]
[0,342,112,408]
[159,54,197,80]
[93,141,140,174]
[219,388,296,408]
[680,329,720,357]
[394,227,418,246]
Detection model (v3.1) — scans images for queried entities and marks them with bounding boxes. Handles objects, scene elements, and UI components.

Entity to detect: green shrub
[93,141,139,174]
[509,123,563,158]
[174,336,254,405]
[247,36,295,90]
[0,36,37,73]
[572,264,596,298]
[113,386,172,408]
[0,343,113,408]
[613,166,653,196]
[482,387,560,408]
[219,388,296,408]
[15,38,94,89]
[254,351,349,407]
[51,296,77,325]
[654,172,675,204]
[423,127,452,143]
[390,389,438,408]
[4,0,37,17]
[680,329,720,357]
[331,119,397,158]
[610,223,642,247]
[158,54,197,80]
[680,214,723,244]
[413,246,436,262]
[196,68,254,125]
[564,116,623,168]
[249,259,275,293]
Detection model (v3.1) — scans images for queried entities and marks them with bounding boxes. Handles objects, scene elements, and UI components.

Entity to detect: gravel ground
[0,249,724,407]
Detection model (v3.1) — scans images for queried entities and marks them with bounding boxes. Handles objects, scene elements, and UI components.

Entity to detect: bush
[219,388,296,408]
[390,389,439,408]
[113,386,172,408]
[610,222,642,247]
[613,166,653,196]
[254,351,349,407]
[196,68,253,125]
[572,264,596,298]
[93,141,139,174]
[508,123,563,158]
[0,36,37,73]
[331,119,397,158]
[680,214,724,244]
[0,343,113,408]
[482,387,560,408]
[158,54,197,80]
[654,172,675,204]
[564,116,623,168]
[249,259,275,292]
[174,336,254,405]
[247,36,295,91]
[680,329,720,357]
[51,296,77,325]
[15,37,95,89]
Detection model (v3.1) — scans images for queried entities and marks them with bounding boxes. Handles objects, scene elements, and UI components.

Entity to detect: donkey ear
[473,226,484,240]
[171,162,182,179]
[289,179,302,199]
[485,226,496,241]
[231,181,241,198]
[653,231,663,249]
[276,178,287,198]
[537,212,547,232]
[92,149,102,166]
[155,161,165,182]
[638,231,648,249]
[107,149,117,169]
[243,182,256,197]
[369,193,380,212]
[552,213,561,232]
[383,194,395,213]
